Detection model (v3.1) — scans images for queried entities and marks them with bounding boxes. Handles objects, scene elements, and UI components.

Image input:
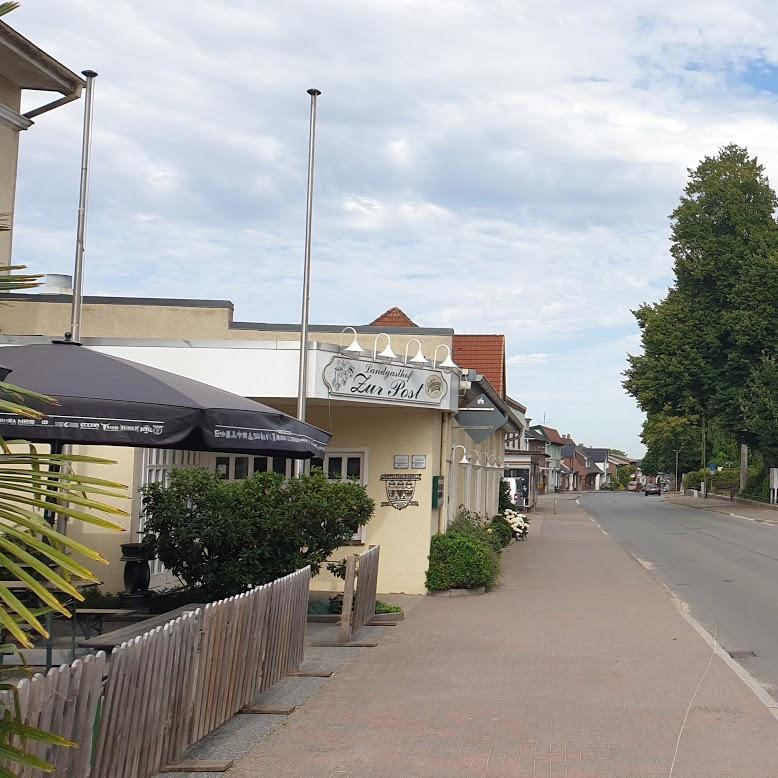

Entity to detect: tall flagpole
[295,88,321,477]
[69,69,98,343]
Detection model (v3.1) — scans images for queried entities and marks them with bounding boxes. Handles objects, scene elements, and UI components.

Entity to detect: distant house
[531,424,565,493]
[503,396,546,509]
[560,437,600,491]
[581,448,611,490]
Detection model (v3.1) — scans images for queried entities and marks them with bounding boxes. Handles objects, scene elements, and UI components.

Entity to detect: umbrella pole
[42,439,63,527]
[41,439,64,670]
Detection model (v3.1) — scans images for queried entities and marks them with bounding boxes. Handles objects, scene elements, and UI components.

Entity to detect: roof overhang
[0,20,83,94]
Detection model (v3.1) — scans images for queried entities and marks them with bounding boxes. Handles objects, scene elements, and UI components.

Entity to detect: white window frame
[213,453,295,481]
[320,449,369,544]
[135,449,206,580]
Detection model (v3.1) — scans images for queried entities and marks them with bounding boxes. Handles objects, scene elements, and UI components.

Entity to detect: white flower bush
[502,508,529,539]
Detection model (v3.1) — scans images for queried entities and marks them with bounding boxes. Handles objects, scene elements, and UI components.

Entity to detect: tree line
[624,144,778,497]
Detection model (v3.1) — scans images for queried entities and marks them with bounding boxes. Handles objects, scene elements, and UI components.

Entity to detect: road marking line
[673,600,778,721]
[604,535,778,722]
[729,512,756,521]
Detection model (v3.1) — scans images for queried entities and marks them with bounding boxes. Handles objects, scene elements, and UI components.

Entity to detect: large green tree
[625,144,778,458]
[639,412,701,476]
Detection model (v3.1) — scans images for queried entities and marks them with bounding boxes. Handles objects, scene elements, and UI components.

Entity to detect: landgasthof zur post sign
[323,356,448,406]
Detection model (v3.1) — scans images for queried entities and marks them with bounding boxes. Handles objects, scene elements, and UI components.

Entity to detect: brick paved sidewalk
[230,497,778,777]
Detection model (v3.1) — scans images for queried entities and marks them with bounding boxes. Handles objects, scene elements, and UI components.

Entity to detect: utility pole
[675,448,681,492]
[740,442,748,493]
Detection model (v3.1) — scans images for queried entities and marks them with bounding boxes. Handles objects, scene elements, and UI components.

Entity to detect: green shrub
[448,509,504,551]
[486,516,513,547]
[744,468,769,500]
[147,586,212,614]
[79,587,123,609]
[426,532,500,591]
[712,468,740,491]
[142,467,374,599]
[447,507,486,535]
[307,598,330,615]
[375,600,402,614]
[326,596,401,615]
[682,470,706,489]
[498,479,513,512]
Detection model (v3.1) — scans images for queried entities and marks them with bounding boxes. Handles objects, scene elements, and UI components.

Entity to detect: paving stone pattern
[231,497,778,777]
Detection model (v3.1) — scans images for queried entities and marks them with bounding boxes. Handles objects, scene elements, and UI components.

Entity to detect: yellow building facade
[1,293,516,594]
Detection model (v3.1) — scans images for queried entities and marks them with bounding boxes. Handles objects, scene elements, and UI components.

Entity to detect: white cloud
[9,0,778,454]
[507,353,553,367]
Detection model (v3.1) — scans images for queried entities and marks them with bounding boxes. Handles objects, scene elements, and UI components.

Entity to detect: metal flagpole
[294,88,321,477]
[69,70,98,343]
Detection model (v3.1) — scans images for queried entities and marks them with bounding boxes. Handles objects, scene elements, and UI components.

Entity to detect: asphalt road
[581,491,778,701]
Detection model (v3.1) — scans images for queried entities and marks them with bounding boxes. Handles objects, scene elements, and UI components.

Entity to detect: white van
[502,477,528,508]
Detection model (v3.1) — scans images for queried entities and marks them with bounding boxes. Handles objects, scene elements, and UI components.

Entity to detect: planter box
[427,587,486,597]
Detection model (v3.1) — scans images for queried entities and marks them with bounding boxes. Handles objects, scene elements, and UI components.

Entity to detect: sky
[9,1,778,457]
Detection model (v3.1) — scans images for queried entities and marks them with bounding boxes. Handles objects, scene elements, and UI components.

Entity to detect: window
[138,449,205,575]
[215,454,293,480]
[323,451,367,542]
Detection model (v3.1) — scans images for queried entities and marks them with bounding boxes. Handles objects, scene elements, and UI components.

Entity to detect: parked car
[627,480,638,491]
[644,483,661,496]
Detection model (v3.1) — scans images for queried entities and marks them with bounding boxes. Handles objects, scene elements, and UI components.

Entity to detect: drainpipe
[438,412,452,534]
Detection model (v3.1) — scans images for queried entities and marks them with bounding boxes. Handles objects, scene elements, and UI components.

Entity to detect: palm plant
[0,268,128,775]
[0,8,129,771]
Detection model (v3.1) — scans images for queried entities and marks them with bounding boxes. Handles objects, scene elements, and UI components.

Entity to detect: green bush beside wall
[425,531,501,591]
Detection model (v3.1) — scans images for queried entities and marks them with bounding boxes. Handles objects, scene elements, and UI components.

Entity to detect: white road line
[729,512,756,521]
[673,600,778,721]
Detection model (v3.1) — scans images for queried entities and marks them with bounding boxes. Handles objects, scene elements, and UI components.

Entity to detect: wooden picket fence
[0,652,106,778]
[0,566,310,778]
[351,546,380,638]
[339,545,381,642]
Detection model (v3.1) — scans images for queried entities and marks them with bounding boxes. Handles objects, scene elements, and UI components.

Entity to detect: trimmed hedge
[713,468,740,490]
[683,469,706,489]
[683,467,754,492]
[425,532,500,591]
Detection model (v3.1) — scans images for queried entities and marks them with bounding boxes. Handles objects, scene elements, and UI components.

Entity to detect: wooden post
[338,555,357,644]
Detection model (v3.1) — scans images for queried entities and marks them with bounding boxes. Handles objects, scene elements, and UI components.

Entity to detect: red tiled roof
[369,307,418,328]
[538,425,566,446]
[453,334,506,397]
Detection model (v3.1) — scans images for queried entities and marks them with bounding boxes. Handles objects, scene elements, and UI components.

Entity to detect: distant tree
[640,412,702,475]
[742,357,778,467]
[609,448,627,457]
[625,144,778,460]
[616,464,635,488]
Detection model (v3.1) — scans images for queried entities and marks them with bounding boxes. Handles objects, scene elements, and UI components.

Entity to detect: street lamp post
[294,88,321,478]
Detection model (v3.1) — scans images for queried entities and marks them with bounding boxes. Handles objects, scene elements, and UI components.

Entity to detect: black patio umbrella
[0,340,330,458]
